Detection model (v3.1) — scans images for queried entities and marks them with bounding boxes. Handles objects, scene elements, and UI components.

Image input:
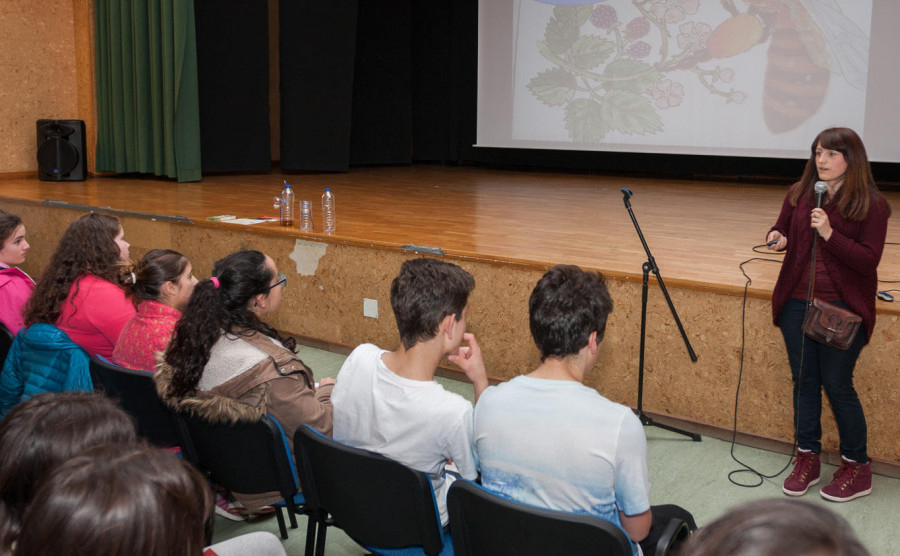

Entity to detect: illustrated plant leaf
[565,98,610,143]
[528,67,577,106]
[601,59,660,93]
[544,15,580,56]
[571,35,615,70]
[553,5,592,27]
[599,90,663,135]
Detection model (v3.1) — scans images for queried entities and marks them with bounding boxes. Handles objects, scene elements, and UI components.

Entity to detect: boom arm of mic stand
[623,200,698,362]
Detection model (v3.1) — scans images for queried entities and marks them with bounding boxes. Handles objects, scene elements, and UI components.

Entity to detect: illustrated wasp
[715,0,870,133]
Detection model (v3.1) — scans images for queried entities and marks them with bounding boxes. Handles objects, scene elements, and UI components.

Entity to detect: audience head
[24,212,129,326]
[126,249,197,311]
[683,498,868,556]
[390,258,475,350]
[164,250,292,398]
[15,444,212,556]
[0,211,28,267]
[0,392,137,552]
[529,265,613,362]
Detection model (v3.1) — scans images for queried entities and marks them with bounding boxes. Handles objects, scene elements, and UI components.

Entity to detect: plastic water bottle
[275,180,295,227]
[300,200,313,230]
[322,187,336,232]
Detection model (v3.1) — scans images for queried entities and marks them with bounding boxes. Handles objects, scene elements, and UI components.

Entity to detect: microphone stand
[621,188,701,441]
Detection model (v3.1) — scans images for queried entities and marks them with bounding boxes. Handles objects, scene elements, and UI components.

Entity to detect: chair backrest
[293,425,445,556]
[0,323,13,371]
[89,355,180,448]
[447,479,634,556]
[178,411,298,501]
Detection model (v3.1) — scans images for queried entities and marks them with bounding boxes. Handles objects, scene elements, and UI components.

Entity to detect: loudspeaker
[36,119,87,181]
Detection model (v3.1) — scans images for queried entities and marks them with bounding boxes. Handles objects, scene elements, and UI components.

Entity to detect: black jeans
[777,298,867,462]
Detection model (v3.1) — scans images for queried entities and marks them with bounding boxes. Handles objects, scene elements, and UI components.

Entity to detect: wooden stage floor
[2,165,899,306]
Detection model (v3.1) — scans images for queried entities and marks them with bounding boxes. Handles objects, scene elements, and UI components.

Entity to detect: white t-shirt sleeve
[443,403,478,480]
[612,411,651,517]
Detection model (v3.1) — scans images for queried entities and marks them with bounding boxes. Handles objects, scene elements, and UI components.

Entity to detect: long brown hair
[124,248,190,302]
[24,213,127,326]
[15,445,212,556]
[0,393,136,553]
[0,211,23,251]
[789,127,890,221]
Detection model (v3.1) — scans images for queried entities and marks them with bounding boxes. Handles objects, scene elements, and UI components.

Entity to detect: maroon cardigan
[769,187,889,343]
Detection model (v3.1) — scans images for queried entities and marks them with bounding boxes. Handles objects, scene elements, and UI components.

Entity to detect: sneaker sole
[214,505,248,522]
[820,487,872,502]
[782,477,820,496]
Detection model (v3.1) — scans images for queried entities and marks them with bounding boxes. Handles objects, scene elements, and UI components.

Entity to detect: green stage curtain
[95,0,202,182]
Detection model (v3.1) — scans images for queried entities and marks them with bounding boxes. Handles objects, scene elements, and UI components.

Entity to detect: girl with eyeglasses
[156,250,334,512]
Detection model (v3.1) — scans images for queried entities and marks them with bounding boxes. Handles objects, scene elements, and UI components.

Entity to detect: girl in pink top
[24,213,136,358]
[0,211,34,335]
[113,249,198,371]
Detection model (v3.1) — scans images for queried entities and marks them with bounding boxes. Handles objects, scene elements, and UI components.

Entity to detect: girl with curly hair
[0,211,33,334]
[24,212,136,357]
[156,250,333,510]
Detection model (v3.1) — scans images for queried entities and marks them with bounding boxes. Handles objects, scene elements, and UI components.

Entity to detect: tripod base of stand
[635,409,701,442]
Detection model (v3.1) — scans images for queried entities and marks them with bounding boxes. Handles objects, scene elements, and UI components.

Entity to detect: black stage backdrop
[194,0,271,173]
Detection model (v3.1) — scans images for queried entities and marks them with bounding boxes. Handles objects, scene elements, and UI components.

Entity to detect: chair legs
[275,507,288,540]
[314,516,328,556]
[304,516,317,556]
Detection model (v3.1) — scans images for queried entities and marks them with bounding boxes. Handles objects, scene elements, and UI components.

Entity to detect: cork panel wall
[0,0,80,173]
[8,203,900,465]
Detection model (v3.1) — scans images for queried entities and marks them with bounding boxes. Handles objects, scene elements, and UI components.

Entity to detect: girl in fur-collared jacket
[156,250,334,510]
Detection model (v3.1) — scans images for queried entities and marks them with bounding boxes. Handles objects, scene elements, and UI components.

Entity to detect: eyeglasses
[268,272,287,290]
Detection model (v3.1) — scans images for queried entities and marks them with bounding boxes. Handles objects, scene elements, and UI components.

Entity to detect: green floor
[211,345,897,555]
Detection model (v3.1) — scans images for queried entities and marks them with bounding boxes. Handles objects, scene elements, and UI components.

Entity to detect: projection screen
[477,0,900,162]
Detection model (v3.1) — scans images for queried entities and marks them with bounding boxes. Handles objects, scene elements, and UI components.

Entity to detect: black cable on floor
[727,249,797,488]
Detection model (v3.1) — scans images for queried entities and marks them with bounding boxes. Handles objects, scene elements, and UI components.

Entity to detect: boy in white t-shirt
[331,258,489,526]
[474,265,695,555]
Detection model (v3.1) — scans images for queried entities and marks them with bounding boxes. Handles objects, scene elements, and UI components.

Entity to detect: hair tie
[130,271,136,284]
[210,277,220,289]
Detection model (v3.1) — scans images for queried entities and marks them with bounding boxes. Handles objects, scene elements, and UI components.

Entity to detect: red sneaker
[782,450,820,496]
[820,457,872,502]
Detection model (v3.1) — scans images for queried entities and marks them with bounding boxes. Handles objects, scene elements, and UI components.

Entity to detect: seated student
[0,392,137,553]
[156,250,333,511]
[332,258,489,527]
[0,211,34,335]
[474,265,695,555]
[24,212,136,358]
[15,444,287,556]
[113,249,198,371]
[682,498,867,556]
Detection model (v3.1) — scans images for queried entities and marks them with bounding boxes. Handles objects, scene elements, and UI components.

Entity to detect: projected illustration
[523,0,870,143]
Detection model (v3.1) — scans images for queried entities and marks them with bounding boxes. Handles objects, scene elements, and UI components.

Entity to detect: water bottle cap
[325,187,331,191]
[284,182,292,188]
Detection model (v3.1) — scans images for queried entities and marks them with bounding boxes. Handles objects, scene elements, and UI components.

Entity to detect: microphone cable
[726,246,798,488]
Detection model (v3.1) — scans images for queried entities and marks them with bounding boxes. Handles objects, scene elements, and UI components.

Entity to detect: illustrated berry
[625,17,650,40]
[590,5,617,29]
[628,41,651,59]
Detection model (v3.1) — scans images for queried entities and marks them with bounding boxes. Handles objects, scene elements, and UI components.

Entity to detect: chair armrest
[654,518,691,556]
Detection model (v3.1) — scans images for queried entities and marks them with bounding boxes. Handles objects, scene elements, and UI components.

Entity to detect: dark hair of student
[0,211,23,250]
[529,265,613,362]
[683,498,868,556]
[163,250,294,399]
[0,392,137,553]
[15,444,213,556]
[389,258,475,350]
[790,127,891,221]
[23,212,126,326]
[124,248,189,302]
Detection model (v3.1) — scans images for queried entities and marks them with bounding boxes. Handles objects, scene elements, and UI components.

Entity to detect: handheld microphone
[814,181,827,209]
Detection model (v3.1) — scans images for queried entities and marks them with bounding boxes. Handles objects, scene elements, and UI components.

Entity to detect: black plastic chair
[448,479,673,556]
[89,355,180,448]
[0,323,13,371]
[293,425,450,556]
[177,411,313,546]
